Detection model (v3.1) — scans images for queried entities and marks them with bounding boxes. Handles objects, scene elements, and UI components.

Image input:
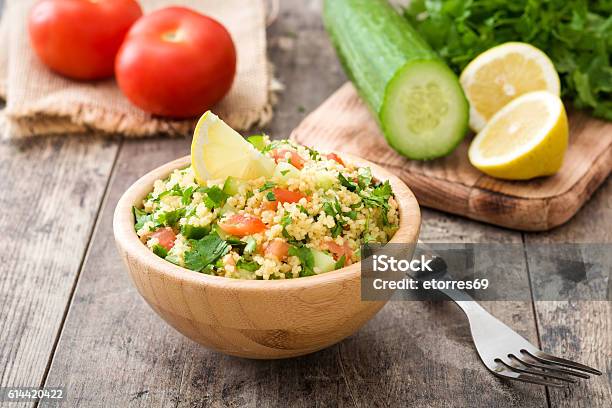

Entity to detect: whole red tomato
[28,0,142,80]
[115,7,237,118]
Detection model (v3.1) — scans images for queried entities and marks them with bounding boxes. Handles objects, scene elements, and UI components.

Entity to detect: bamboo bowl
[113,154,420,359]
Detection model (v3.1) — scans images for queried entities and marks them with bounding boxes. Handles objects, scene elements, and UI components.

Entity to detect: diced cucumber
[314,172,337,190]
[312,249,336,273]
[323,0,469,159]
[273,161,300,182]
[180,224,211,239]
[213,224,232,240]
[223,176,248,195]
[218,202,237,216]
[247,135,267,151]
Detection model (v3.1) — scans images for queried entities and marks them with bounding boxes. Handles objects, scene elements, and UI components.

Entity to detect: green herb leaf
[155,208,185,227]
[404,0,612,121]
[184,232,230,272]
[357,167,372,189]
[152,244,168,258]
[181,186,194,205]
[133,207,152,231]
[236,259,260,272]
[197,185,228,209]
[335,255,346,269]
[266,191,277,201]
[244,236,257,255]
[338,173,358,192]
[289,245,315,277]
[259,181,276,192]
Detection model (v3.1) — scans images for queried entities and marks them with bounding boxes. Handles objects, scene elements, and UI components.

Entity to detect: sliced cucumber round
[381,60,469,160]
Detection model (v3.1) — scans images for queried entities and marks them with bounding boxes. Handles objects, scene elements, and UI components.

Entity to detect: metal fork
[415,243,602,387]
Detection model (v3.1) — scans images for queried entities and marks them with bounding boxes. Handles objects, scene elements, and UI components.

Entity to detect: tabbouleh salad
[134,138,399,280]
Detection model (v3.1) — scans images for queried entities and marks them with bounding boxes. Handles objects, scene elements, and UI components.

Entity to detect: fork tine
[522,350,602,376]
[510,355,590,379]
[495,368,567,388]
[498,359,577,383]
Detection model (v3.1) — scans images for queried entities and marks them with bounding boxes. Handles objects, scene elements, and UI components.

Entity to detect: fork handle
[415,241,490,317]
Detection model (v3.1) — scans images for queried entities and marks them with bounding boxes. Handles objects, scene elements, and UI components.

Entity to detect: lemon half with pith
[460,42,560,132]
[468,91,568,180]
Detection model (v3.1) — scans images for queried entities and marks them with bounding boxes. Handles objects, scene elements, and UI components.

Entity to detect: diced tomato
[151,227,176,250]
[263,239,289,261]
[262,188,308,211]
[326,153,344,166]
[322,240,353,264]
[270,149,305,170]
[218,214,266,236]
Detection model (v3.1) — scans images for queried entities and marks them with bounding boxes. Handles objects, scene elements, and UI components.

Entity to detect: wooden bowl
[113,154,420,359]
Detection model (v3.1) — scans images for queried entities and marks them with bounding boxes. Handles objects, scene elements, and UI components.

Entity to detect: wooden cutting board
[290,83,612,231]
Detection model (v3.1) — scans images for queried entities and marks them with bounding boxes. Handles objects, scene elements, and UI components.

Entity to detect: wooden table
[1,1,609,406]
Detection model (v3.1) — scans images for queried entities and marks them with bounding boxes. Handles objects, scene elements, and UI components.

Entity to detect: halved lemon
[468,91,568,180]
[460,42,560,132]
[191,111,275,183]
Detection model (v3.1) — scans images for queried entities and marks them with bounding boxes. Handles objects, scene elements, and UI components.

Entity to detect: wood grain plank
[42,1,544,406]
[332,209,548,407]
[0,136,119,397]
[524,177,611,408]
[290,84,612,231]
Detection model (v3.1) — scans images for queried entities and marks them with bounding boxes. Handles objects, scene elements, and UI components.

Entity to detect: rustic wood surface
[0,0,609,407]
[290,84,612,232]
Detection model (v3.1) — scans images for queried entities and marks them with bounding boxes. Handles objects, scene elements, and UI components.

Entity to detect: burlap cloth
[0,0,275,139]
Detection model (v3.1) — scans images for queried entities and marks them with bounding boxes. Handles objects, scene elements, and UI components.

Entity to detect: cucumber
[223,176,248,195]
[312,249,336,273]
[273,161,300,182]
[323,0,469,159]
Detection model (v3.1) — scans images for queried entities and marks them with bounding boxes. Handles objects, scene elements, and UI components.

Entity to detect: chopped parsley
[266,191,277,201]
[133,206,153,231]
[197,185,228,209]
[259,181,276,192]
[289,245,315,277]
[236,259,260,272]
[184,232,230,272]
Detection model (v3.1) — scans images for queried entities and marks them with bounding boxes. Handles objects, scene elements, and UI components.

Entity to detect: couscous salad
[134,114,399,280]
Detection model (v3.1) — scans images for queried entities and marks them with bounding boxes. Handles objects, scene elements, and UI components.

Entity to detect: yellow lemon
[460,42,560,132]
[191,111,275,183]
[468,91,568,180]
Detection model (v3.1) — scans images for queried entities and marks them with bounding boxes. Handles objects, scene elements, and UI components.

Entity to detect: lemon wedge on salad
[460,42,560,132]
[191,111,275,183]
[468,91,568,180]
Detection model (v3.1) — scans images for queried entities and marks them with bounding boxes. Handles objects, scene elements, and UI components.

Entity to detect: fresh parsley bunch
[404,0,612,120]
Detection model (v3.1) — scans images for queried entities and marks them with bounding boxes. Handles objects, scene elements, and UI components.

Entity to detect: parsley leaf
[288,245,315,277]
[335,255,346,269]
[181,186,194,205]
[155,208,185,227]
[338,173,358,192]
[152,244,168,258]
[236,259,260,272]
[266,191,277,201]
[259,181,276,192]
[357,167,372,189]
[133,207,152,231]
[197,185,228,209]
[404,0,612,121]
[184,232,230,272]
